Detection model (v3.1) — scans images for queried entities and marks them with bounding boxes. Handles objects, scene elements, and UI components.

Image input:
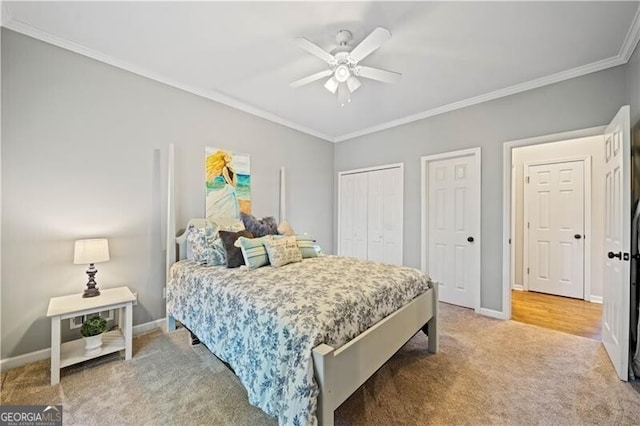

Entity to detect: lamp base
[82,263,101,298]
[83,287,101,298]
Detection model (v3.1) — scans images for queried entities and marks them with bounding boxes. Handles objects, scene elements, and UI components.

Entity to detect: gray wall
[2,24,638,359]
[334,66,628,312]
[1,29,334,359]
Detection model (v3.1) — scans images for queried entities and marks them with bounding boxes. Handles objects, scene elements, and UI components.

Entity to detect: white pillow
[264,236,302,267]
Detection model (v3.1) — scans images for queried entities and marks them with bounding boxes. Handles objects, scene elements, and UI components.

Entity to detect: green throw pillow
[235,235,273,270]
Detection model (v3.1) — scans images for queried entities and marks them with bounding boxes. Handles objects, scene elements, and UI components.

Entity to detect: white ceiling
[3,1,640,142]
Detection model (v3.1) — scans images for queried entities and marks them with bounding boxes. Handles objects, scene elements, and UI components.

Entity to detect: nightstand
[46,286,136,385]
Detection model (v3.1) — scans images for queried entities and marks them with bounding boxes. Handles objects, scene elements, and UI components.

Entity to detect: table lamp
[74,238,110,298]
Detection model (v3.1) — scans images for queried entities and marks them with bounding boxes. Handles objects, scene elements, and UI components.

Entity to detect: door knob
[574,234,582,239]
[467,236,474,243]
[608,251,622,259]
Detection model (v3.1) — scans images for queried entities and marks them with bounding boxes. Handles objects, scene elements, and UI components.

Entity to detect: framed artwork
[205,147,251,220]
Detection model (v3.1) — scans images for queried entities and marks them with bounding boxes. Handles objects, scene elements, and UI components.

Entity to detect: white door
[525,161,585,299]
[339,165,403,264]
[339,172,368,260]
[426,150,481,309]
[367,168,403,265]
[603,105,631,381]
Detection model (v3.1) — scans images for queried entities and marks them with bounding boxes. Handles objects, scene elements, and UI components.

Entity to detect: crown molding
[334,54,627,142]
[3,3,639,145]
[619,5,640,61]
[1,1,13,27]
[335,5,640,142]
[2,17,335,143]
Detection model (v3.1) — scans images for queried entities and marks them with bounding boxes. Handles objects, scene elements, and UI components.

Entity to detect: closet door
[339,172,368,260]
[367,168,403,265]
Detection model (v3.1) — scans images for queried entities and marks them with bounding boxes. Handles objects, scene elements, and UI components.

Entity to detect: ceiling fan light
[346,76,361,93]
[324,76,339,94]
[334,64,350,83]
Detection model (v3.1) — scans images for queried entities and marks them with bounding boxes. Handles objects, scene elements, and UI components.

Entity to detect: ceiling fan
[289,27,402,106]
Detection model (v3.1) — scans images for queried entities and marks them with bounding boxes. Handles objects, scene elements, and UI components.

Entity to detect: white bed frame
[164,145,438,426]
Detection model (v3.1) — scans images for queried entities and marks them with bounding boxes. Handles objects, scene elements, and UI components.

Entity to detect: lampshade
[324,76,339,94]
[346,75,362,93]
[74,239,110,265]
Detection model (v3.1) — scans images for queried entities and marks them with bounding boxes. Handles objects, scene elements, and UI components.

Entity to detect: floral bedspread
[167,255,432,426]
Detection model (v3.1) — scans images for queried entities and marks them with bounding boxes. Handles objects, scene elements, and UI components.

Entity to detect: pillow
[277,220,295,236]
[211,216,246,232]
[273,234,318,258]
[235,235,273,270]
[264,236,302,267]
[219,229,254,268]
[186,224,226,266]
[241,213,279,237]
[294,234,318,258]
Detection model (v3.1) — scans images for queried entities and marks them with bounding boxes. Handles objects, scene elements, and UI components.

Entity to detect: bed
[165,218,438,426]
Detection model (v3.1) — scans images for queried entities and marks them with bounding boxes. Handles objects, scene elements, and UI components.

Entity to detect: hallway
[511,290,602,340]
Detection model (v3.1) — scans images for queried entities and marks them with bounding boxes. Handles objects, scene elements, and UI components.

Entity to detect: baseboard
[589,295,603,304]
[133,318,166,334]
[0,348,51,371]
[512,284,524,291]
[0,318,166,371]
[478,307,508,320]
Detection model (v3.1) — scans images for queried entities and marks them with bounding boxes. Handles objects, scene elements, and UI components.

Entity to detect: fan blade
[289,69,333,88]
[295,37,335,63]
[349,27,392,63]
[355,66,402,84]
[338,83,350,105]
[324,76,339,94]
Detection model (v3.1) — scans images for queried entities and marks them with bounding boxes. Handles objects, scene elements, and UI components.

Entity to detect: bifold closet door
[339,166,403,265]
[367,168,403,265]
[339,172,368,260]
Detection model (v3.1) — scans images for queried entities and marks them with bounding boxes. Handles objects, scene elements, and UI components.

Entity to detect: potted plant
[81,316,107,356]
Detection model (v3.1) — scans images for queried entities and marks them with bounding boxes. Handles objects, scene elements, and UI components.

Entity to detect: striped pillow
[235,235,273,270]
[295,234,317,258]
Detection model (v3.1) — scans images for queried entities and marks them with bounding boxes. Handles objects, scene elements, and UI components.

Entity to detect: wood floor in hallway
[511,290,602,340]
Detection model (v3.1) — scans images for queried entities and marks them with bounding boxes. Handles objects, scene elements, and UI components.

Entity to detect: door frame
[502,126,606,320]
[522,156,592,300]
[337,162,404,259]
[421,147,482,313]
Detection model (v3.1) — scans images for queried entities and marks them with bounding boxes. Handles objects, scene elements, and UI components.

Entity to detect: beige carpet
[2,303,639,425]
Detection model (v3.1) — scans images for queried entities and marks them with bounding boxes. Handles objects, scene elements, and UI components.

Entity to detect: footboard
[312,284,438,426]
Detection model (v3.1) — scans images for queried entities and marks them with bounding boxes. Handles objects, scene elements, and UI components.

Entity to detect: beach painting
[205,147,251,220]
